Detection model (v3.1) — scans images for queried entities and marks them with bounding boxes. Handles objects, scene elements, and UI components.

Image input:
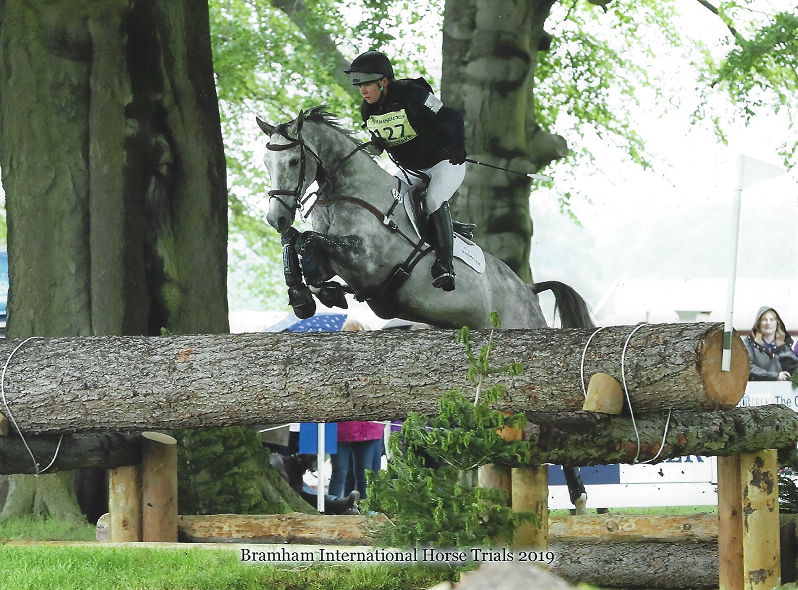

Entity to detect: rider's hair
[342,318,369,332]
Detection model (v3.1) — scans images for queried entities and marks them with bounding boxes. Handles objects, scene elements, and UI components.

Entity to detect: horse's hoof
[573,492,588,515]
[316,283,349,309]
[288,285,316,319]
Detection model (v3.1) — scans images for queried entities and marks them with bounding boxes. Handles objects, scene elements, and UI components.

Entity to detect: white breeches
[403,160,466,213]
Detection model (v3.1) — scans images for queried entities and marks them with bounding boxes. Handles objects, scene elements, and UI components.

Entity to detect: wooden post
[108,465,142,542]
[0,411,9,436]
[718,450,780,590]
[512,465,549,553]
[488,411,549,552]
[141,431,178,542]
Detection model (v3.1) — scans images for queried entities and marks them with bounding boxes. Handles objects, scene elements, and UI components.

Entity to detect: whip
[465,158,553,182]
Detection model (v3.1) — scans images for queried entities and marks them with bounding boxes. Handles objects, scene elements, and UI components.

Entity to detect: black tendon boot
[282,229,316,319]
[429,203,455,291]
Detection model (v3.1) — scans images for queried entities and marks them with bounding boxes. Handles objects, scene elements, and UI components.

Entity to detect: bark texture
[551,541,719,589]
[442,0,564,280]
[97,512,389,545]
[0,0,228,338]
[523,405,798,465]
[0,322,749,435]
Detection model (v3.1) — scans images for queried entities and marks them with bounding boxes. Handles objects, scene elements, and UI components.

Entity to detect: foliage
[365,313,539,548]
[174,426,290,514]
[698,5,798,165]
[779,474,798,514]
[0,545,460,590]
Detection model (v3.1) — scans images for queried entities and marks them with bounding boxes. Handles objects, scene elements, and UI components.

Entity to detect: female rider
[344,50,467,292]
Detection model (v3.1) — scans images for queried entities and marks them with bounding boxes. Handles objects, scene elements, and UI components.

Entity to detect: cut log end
[583,373,623,414]
[699,327,750,408]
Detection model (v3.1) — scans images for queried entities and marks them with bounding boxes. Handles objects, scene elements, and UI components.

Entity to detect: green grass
[0,545,459,590]
[0,515,97,541]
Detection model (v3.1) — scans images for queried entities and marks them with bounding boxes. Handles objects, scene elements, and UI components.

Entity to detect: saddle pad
[400,188,486,274]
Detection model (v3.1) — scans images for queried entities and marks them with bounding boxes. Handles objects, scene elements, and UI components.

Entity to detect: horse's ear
[256,116,276,136]
[295,109,306,135]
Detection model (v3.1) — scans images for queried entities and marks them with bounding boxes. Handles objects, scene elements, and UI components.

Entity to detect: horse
[256,106,592,511]
[256,106,593,331]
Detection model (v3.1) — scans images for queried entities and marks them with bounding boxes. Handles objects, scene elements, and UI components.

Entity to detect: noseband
[266,131,324,219]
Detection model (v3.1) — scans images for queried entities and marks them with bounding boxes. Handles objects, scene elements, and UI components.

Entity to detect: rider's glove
[445,144,467,166]
[370,135,390,154]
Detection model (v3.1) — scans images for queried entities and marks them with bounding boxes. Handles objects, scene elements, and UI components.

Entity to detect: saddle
[409,187,476,244]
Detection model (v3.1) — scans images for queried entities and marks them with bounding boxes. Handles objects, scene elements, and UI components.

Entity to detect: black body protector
[361,78,466,291]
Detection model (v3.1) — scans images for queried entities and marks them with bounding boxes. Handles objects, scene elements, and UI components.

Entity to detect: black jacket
[361,78,465,171]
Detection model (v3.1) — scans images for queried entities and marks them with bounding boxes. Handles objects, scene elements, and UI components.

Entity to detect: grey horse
[256,106,592,513]
[256,106,593,332]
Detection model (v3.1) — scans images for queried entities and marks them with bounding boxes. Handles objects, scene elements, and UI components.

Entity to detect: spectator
[328,318,385,500]
[744,306,798,381]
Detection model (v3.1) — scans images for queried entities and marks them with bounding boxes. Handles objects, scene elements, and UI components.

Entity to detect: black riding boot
[429,203,455,292]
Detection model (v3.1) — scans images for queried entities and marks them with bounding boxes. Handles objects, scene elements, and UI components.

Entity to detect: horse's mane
[277,105,357,142]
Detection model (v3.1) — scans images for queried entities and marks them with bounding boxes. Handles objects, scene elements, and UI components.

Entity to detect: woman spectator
[744,306,798,381]
[328,318,385,500]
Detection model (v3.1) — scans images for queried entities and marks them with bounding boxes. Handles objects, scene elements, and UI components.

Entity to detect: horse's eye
[288,157,300,167]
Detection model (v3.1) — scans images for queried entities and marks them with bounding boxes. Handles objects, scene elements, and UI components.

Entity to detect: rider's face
[358,80,385,104]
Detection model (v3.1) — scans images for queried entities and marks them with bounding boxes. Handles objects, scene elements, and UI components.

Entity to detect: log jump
[0,322,787,590]
[0,322,749,435]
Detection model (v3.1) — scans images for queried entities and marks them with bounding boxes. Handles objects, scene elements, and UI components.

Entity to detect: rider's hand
[370,135,389,154]
[778,371,791,381]
[445,144,467,165]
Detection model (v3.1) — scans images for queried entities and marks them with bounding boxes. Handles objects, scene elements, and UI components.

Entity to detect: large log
[3,407,793,474]
[522,405,798,465]
[0,433,141,474]
[551,541,719,588]
[95,512,389,545]
[95,512,718,546]
[0,323,748,434]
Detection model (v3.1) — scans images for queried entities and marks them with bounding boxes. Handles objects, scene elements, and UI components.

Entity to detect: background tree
[0,0,308,521]
[211,0,795,290]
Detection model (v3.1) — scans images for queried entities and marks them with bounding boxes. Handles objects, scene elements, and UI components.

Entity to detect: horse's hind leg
[563,466,587,515]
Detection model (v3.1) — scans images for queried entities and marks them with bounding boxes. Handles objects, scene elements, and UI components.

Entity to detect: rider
[344,50,467,292]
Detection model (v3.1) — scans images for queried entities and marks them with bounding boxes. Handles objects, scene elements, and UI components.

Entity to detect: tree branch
[269,0,360,101]
[694,0,742,41]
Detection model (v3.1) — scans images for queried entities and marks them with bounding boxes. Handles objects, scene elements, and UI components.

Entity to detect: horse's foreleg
[295,231,366,285]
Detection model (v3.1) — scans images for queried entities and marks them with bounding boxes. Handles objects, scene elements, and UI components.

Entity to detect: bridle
[266,129,324,221]
[267,121,377,222]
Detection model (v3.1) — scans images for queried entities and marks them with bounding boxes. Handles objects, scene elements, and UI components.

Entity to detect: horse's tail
[532,280,595,329]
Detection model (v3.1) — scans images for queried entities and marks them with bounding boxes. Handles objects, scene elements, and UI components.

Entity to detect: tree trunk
[522,405,797,465]
[0,323,749,435]
[442,0,564,280]
[0,0,299,519]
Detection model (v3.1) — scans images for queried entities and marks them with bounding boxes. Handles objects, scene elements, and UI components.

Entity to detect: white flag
[736,153,786,189]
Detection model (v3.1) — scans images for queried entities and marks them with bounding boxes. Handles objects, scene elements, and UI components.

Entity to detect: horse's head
[256,110,322,234]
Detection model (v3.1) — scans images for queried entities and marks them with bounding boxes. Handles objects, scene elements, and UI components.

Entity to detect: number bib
[366,109,417,147]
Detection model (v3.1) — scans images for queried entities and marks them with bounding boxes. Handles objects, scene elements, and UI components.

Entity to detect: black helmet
[344,51,394,85]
